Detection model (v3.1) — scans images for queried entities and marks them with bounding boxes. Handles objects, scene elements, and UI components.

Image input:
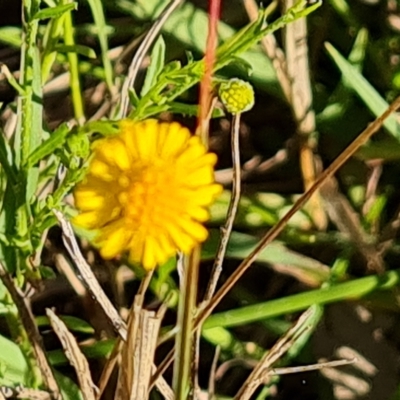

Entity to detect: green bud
[218,78,255,114]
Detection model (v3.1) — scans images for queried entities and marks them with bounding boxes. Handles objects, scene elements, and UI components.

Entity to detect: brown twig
[54,212,173,398]
[379,204,400,254]
[271,357,356,375]
[46,309,97,400]
[0,386,51,399]
[53,209,128,340]
[215,149,288,186]
[234,307,314,400]
[208,346,221,400]
[0,263,61,400]
[115,296,166,400]
[320,177,384,273]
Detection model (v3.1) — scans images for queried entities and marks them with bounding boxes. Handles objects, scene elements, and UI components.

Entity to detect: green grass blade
[25,123,70,168]
[33,2,77,20]
[55,43,96,58]
[63,8,85,124]
[0,27,22,47]
[86,0,114,92]
[325,42,400,140]
[203,268,400,329]
[0,131,18,186]
[203,230,330,286]
[140,35,166,97]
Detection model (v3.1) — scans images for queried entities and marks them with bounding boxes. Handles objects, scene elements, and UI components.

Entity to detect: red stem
[197,0,221,142]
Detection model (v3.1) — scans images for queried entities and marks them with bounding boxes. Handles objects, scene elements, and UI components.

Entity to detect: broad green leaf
[0,334,29,386]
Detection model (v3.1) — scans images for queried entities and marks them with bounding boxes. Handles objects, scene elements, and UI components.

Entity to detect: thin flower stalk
[204,78,254,301]
[204,112,241,302]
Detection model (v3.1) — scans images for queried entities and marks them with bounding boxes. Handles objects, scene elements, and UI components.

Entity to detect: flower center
[119,162,178,232]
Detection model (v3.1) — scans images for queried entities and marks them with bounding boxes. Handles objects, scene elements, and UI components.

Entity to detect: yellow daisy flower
[73,119,222,270]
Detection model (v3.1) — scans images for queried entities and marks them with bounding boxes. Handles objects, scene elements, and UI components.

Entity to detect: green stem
[173,248,200,399]
[63,4,85,125]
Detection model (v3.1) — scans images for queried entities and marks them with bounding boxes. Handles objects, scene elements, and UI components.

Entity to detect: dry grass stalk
[320,177,384,273]
[115,296,166,400]
[283,0,327,230]
[53,209,128,341]
[0,262,61,400]
[271,357,356,375]
[234,307,315,400]
[118,0,184,118]
[208,346,221,400]
[46,309,97,400]
[53,210,173,399]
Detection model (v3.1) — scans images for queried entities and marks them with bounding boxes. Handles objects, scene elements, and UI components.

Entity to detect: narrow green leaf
[55,371,84,400]
[141,35,166,97]
[0,64,25,96]
[117,0,280,97]
[26,123,70,168]
[0,27,22,47]
[203,268,400,329]
[203,230,330,286]
[63,8,85,124]
[36,315,95,334]
[0,131,17,185]
[130,0,321,120]
[325,42,400,140]
[55,44,96,59]
[169,102,225,118]
[86,0,114,91]
[33,3,77,21]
